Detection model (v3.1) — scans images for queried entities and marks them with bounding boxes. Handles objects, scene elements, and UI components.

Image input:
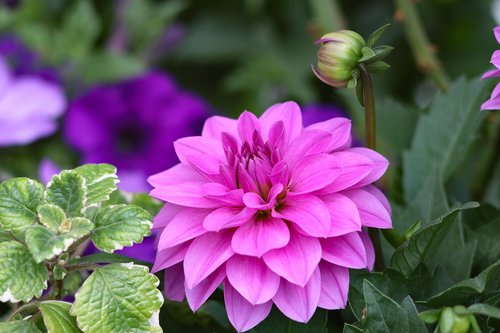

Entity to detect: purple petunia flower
[64,72,212,192]
[149,101,392,332]
[0,56,66,146]
[302,103,350,126]
[481,26,500,110]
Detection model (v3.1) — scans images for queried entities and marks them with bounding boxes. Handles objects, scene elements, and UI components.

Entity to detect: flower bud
[313,30,366,88]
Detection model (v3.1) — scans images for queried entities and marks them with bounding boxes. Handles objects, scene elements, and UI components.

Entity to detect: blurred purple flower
[481,26,500,110]
[0,56,66,146]
[64,72,212,192]
[301,103,350,126]
[0,36,59,83]
[38,159,61,184]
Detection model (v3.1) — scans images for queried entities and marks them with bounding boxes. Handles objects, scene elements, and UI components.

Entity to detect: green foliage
[251,308,328,333]
[0,178,44,232]
[0,241,48,302]
[71,264,163,333]
[0,165,159,333]
[39,301,82,333]
[91,204,152,253]
[403,78,486,202]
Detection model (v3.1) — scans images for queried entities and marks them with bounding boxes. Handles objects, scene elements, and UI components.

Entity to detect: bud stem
[359,64,385,271]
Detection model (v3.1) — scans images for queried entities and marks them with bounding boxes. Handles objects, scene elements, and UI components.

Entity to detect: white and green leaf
[91,205,151,253]
[37,204,67,233]
[74,164,119,206]
[46,171,86,218]
[0,319,42,333]
[0,178,45,232]
[71,263,163,333]
[0,241,48,303]
[25,218,94,263]
[39,301,83,333]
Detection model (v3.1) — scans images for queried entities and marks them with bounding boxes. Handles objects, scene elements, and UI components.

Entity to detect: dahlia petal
[150,182,220,208]
[492,50,500,69]
[348,148,389,187]
[263,230,321,287]
[268,121,285,152]
[148,163,205,187]
[481,96,500,110]
[305,118,352,151]
[185,266,226,311]
[343,187,392,228]
[152,203,183,229]
[157,208,211,250]
[237,111,261,143]
[364,185,392,215]
[152,242,189,273]
[318,261,349,310]
[186,154,223,182]
[224,281,272,332]
[289,154,342,194]
[174,136,224,164]
[260,101,303,144]
[481,69,500,79]
[184,231,235,288]
[273,194,331,237]
[203,206,253,232]
[232,216,290,257]
[321,232,367,268]
[491,82,500,100]
[494,26,500,44]
[321,193,362,237]
[226,255,280,304]
[285,130,333,165]
[202,115,238,140]
[272,267,321,322]
[202,183,244,206]
[316,151,373,194]
[164,263,185,302]
[243,184,282,210]
[359,231,375,271]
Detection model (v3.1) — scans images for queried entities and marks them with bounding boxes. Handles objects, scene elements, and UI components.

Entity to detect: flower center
[115,125,149,154]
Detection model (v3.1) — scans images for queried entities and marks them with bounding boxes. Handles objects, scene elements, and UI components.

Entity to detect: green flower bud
[313,30,366,88]
[437,306,474,333]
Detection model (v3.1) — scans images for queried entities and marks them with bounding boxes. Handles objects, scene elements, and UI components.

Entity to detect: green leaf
[130,193,163,216]
[69,252,152,268]
[400,297,428,332]
[71,263,163,333]
[40,301,83,333]
[366,61,390,73]
[467,303,500,320]
[348,269,408,321]
[390,202,478,277]
[46,171,86,218]
[362,280,408,332]
[0,241,48,302]
[428,261,500,307]
[250,308,327,333]
[37,203,67,233]
[78,52,146,84]
[0,178,45,232]
[91,205,152,253]
[367,23,391,47]
[59,0,100,61]
[25,218,94,263]
[73,164,119,206]
[403,78,486,201]
[343,324,363,333]
[0,320,42,333]
[358,46,376,62]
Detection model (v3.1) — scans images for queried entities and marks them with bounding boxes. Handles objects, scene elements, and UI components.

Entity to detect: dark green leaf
[390,202,478,277]
[39,301,82,333]
[343,324,363,333]
[467,303,500,320]
[367,23,391,47]
[69,252,152,268]
[428,261,500,307]
[250,308,327,333]
[400,297,428,332]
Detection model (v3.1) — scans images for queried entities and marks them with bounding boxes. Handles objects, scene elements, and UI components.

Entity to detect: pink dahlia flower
[149,101,392,332]
[481,26,500,110]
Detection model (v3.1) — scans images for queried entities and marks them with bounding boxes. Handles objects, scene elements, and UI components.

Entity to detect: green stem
[359,64,385,271]
[382,229,405,249]
[7,302,39,321]
[395,0,450,91]
[308,0,345,34]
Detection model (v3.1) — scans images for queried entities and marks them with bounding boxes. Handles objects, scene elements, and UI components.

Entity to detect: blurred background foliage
[0,0,499,332]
